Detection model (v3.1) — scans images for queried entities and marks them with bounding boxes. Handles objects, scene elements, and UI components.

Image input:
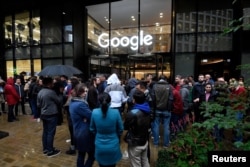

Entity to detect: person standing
[90,92,124,167]
[192,74,205,122]
[151,75,173,148]
[69,83,95,167]
[14,78,27,116]
[124,90,151,167]
[64,77,79,155]
[104,73,128,115]
[32,78,43,121]
[4,77,20,122]
[0,79,6,114]
[37,77,61,157]
[87,77,101,111]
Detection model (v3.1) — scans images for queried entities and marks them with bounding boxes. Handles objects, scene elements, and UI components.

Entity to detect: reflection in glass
[15,12,29,47]
[4,16,12,48]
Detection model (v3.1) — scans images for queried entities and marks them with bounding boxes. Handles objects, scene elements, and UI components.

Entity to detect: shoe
[37,118,41,122]
[43,150,49,155]
[163,146,169,149]
[65,149,76,155]
[47,149,61,157]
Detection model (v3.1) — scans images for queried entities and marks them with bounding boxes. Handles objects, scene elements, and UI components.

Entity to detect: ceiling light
[202,59,208,62]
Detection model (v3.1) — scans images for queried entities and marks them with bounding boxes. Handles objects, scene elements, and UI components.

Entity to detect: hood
[128,78,138,88]
[133,102,150,114]
[6,77,14,86]
[107,73,120,85]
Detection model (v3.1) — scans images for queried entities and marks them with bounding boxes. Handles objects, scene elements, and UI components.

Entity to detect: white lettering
[212,155,247,163]
[212,155,218,162]
[97,30,153,50]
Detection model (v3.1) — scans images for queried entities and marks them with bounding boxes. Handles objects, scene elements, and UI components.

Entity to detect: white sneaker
[37,118,40,122]
[122,150,129,159]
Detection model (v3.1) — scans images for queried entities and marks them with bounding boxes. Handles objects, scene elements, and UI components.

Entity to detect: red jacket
[172,86,183,115]
[4,77,20,105]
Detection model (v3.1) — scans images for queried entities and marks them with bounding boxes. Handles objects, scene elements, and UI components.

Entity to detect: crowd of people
[0,72,249,167]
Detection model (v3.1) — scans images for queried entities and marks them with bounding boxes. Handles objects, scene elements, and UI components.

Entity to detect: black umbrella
[38,65,83,77]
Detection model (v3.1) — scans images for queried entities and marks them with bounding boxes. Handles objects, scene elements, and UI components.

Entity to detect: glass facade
[87,0,171,79]
[0,0,250,81]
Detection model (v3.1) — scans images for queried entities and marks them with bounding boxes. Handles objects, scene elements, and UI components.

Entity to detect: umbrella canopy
[38,65,83,77]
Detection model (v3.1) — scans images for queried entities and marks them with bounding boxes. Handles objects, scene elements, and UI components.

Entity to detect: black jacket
[124,108,151,146]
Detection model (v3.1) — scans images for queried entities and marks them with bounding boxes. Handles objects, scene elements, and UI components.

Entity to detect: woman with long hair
[90,92,124,167]
[69,83,95,167]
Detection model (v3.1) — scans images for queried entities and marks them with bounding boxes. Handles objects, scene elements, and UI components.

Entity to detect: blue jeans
[153,110,171,147]
[234,112,244,142]
[42,115,58,152]
[31,98,39,118]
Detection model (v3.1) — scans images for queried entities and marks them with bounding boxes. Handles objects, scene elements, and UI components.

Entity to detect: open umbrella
[38,65,83,77]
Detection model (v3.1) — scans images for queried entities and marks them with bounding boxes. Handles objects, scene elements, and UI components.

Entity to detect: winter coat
[4,78,20,105]
[90,107,123,166]
[69,97,94,152]
[124,102,151,146]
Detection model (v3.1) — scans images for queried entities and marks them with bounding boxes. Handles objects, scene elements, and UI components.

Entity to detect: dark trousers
[15,97,26,116]
[41,115,58,152]
[1,102,5,112]
[65,106,75,146]
[8,104,16,121]
[77,150,95,167]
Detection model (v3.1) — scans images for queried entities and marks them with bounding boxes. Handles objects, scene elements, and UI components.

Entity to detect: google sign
[98,30,153,50]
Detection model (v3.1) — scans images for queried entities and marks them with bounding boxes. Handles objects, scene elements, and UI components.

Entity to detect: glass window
[4,16,12,48]
[42,59,63,66]
[6,61,14,78]
[64,44,73,57]
[31,46,41,59]
[42,45,62,58]
[63,9,73,42]
[175,53,195,77]
[243,8,250,31]
[15,47,30,59]
[197,33,232,52]
[198,9,233,32]
[41,9,62,44]
[15,12,29,47]
[87,3,109,56]
[4,49,13,60]
[86,0,171,78]
[16,60,31,74]
[34,59,41,76]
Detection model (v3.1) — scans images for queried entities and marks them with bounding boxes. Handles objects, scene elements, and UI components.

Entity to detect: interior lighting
[160,13,163,18]
[155,23,160,26]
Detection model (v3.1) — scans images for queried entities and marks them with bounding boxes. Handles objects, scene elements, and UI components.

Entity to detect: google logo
[98,30,153,50]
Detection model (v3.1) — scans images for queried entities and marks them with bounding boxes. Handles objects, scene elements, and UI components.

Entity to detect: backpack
[154,83,171,110]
